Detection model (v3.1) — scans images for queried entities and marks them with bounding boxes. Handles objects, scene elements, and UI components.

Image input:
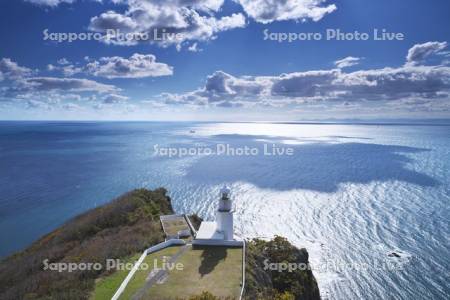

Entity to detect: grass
[91,246,181,300]
[90,253,141,300]
[119,246,181,299]
[91,244,243,299]
[145,245,243,299]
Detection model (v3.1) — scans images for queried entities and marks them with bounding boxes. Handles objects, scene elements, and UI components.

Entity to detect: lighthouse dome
[218,186,232,212]
[220,186,231,198]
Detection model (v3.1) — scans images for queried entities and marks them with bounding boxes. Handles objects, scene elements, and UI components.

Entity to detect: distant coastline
[1,118,449,126]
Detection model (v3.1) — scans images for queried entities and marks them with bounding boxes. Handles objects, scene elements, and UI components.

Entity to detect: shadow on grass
[195,246,228,277]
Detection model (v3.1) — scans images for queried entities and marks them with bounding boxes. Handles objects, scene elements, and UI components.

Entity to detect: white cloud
[61,65,84,76]
[57,58,71,65]
[237,0,336,24]
[188,42,201,52]
[89,10,138,32]
[102,93,129,103]
[145,0,225,13]
[0,58,33,80]
[406,41,447,65]
[0,58,130,111]
[45,53,173,78]
[159,42,450,109]
[47,57,83,77]
[85,53,173,78]
[20,77,119,93]
[47,64,57,71]
[334,56,361,69]
[62,102,83,111]
[26,99,51,110]
[88,0,246,46]
[24,0,75,7]
[47,62,82,76]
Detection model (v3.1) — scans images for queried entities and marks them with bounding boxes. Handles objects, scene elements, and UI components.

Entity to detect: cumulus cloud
[57,58,71,65]
[24,0,74,7]
[89,10,138,32]
[61,65,84,77]
[0,58,131,111]
[334,56,361,69]
[26,99,51,110]
[159,42,450,109]
[237,0,336,24]
[0,58,33,80]
[102,93,129,103]
[188,42,201,52]
[19,77,119,93]
[88,0,246,46]
[29,0,335,47]
[85,53,173,78]
[62,102,83,111]
[406,41,447,65]
[45,53,172,79]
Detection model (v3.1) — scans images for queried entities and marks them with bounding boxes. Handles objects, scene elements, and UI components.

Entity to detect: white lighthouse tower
[193,186,242,246]
[216,186,234,240]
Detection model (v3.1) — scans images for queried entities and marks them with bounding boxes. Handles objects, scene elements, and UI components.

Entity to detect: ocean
[0,121,449,299]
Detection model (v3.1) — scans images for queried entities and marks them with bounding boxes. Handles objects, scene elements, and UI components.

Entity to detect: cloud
[19,77,119,93]
[88,0,246,46]
[406,41,447,65]
[0,58,131,111]
[237,0,336,24]
[85,53,173,78]
[161,0,225,12]
[159,42,450,109]
[28,0,334,47]
[60,65,84,76]
[57,58,71,65]
[49,64,83,76]
[0,58,33,80]
[334,56,361,69]
[102,93,129,103]
[24,0,74,7]
[188,42,201,52]
[89,10,138,32]
[62,102,83,111]
[45,53,172,79]
[26,99,51,110]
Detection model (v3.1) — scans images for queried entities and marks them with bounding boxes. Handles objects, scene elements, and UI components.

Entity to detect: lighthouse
[193,185,242,246]
[216,186,234,240]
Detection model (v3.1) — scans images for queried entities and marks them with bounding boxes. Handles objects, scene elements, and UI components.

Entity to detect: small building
[193,186,243,246]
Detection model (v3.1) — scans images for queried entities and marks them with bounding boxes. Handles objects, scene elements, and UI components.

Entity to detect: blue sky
[0,0,449,120]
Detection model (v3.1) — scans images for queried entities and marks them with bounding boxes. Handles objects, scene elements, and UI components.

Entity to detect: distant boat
[189,130,196,133]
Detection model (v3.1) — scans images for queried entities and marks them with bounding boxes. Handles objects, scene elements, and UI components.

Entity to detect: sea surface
[0,121,449,299]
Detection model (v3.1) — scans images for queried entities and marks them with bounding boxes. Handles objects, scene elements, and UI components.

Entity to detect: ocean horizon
[0,121,449,299]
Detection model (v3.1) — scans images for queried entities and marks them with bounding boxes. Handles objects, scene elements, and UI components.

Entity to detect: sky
[0,0,449,121]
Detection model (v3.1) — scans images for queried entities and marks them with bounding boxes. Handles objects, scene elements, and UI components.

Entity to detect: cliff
[244,237,321,300]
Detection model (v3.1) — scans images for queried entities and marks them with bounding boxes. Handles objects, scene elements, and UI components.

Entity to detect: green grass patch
[90,253,141,300]
[120,246,181,299]
[146,246,243,299]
